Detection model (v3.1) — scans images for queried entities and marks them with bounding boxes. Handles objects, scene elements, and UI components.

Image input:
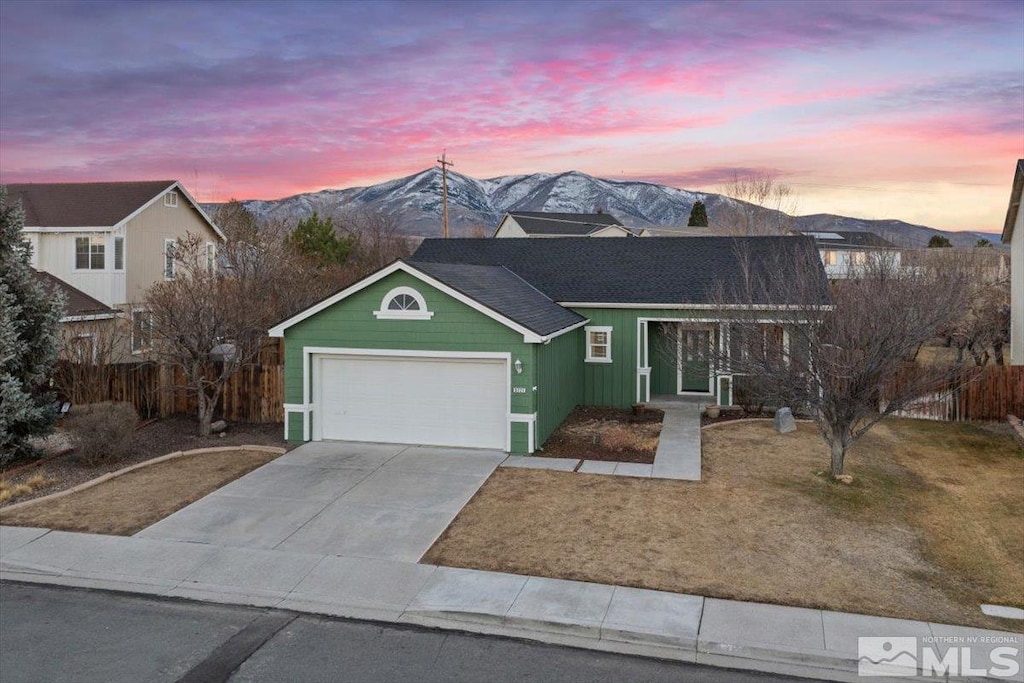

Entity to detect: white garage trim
[303,347,512,451]
[509,412,537,453]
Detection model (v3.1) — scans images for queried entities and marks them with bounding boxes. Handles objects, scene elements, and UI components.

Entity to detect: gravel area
[1,417,288,508]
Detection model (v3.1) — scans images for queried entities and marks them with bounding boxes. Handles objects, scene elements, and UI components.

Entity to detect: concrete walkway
[649,401,702,480]
[499,401,703,481]
[2,525,1020,681]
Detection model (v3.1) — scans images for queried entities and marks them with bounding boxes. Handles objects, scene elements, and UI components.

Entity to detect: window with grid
[75,236,105,270]
[585,326,612,363]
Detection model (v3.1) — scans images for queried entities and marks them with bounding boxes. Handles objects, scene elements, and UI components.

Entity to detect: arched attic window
[373,286,434,320]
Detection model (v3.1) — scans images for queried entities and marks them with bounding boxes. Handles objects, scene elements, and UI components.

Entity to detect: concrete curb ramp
[2,526,1021,682]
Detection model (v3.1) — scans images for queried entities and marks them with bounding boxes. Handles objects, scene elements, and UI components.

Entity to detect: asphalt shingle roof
[409,261,586,336]
[412,236,829,306]
[801,230,896,249]
[5,181,176,227]
[507,211,623,235]
[32,270,116,317]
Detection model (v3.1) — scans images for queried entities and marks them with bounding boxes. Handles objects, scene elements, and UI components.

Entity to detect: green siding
[282,270,536,452]
[571,309,727,408]
[649,323,676,395]
[535,328,584,447]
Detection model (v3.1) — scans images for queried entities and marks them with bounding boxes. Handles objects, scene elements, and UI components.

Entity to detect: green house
[269,236,825,454]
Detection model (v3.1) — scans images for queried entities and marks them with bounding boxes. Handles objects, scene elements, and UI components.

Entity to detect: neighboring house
[638,226,731,237]
[8,180,225,355]
[269,237,828,454]
[798,230,899,279]
[32,269,119,362]
[1003,159,1023,366]
[493,211,634,237]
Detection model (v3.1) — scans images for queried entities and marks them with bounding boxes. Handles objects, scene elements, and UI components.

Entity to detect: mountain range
[220,168,1001,248]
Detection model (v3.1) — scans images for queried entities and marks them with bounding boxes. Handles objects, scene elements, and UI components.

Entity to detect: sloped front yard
[423,419,1024,630]
[0,448,282,535]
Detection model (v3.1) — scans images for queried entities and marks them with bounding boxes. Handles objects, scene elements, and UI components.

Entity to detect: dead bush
[599,425,658,453]
[65,402,138,466]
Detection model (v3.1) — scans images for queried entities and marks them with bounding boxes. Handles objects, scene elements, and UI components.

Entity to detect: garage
[313,352,509,449]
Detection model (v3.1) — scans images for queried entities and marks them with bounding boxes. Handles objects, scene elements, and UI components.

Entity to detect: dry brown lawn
[0,449,281,536]
[423,419,1024,630]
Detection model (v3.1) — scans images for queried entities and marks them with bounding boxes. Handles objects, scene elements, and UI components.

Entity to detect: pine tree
[0,187,64,462]
[284,212,353,267]
[687,201,709,227]
[927,235,952,248]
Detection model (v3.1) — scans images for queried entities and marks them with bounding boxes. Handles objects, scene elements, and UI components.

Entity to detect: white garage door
[316,354,507,449]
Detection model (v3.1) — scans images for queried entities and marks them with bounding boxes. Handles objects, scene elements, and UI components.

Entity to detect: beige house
[493,211,634,237]
[9,180,225,356]
[1002,159,1023,366]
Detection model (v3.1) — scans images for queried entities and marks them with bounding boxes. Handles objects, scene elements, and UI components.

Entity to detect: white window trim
[205,242,217,274]
[585,325,613,363]
[164,191,178,207]
[73,235,106,272]
[163,239,176,279]
[69,333,98,364]
[130,309,152,354]
[373,286,434,320]
[113,236,125,271]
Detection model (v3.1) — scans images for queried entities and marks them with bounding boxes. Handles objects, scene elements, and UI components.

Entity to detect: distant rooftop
[504,211,624,236]
[799,230,896,249]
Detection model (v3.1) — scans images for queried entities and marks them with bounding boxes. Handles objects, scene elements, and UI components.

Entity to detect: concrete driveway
[136,442,506,562]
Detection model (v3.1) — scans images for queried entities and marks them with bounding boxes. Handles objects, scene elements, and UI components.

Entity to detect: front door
[677,327,712,393]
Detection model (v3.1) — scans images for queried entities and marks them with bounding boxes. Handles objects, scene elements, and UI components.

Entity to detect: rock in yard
[210,420,228,434]
[774,407,797,434]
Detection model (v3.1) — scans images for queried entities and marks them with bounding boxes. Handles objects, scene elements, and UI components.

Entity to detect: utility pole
[437,149,454,238]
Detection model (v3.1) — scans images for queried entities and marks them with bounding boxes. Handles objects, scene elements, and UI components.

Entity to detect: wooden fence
[54,361,285,423]
[888,365,1024,422]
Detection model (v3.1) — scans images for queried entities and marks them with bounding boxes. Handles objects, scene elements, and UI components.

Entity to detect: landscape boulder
[773,407,796,434]
[210,420,228,434]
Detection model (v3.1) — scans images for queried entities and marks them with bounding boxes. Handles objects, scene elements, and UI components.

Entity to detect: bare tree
[340,209,414,276]
[145,233,267,436]
[53,316,136,406]
[712,172,798,235]
[926,249,1012,367]
[215,201,346,323]
[656,242,974,478]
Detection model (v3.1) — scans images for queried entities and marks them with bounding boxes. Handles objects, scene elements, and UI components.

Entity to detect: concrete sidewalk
[3,525,1020,682]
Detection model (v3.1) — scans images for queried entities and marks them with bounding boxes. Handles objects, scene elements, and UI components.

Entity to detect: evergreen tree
[0,188,64,462]
[687,201,709,227]
[927,235,952,248]
[284,212,353,267]
[976,238,992,248]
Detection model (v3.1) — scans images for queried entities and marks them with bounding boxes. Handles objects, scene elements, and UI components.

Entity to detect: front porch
[636,319,734,407]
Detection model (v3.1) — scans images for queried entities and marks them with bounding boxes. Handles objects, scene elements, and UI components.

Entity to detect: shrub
[65,402,138,466]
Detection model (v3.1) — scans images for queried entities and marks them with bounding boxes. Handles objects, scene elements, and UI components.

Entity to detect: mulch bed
[536,406,663,463]
[0,416,289,508]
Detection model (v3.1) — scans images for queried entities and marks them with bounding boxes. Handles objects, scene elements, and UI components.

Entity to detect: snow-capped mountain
[216,168,1000,248]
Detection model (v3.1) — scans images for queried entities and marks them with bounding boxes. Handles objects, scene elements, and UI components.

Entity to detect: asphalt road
[0,581,813,683]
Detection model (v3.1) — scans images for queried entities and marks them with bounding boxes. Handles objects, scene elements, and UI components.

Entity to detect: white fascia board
[540,318,589,342]
[60,312,120,322]
[22,226,113,233]
[269,260,547,343]
[559,302,834,311]
[115,181,227,242]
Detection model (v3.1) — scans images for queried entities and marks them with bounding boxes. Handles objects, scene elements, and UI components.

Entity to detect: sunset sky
[1,0,1021,232]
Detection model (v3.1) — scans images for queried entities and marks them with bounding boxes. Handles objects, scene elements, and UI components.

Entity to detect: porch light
[514,359,523,374]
